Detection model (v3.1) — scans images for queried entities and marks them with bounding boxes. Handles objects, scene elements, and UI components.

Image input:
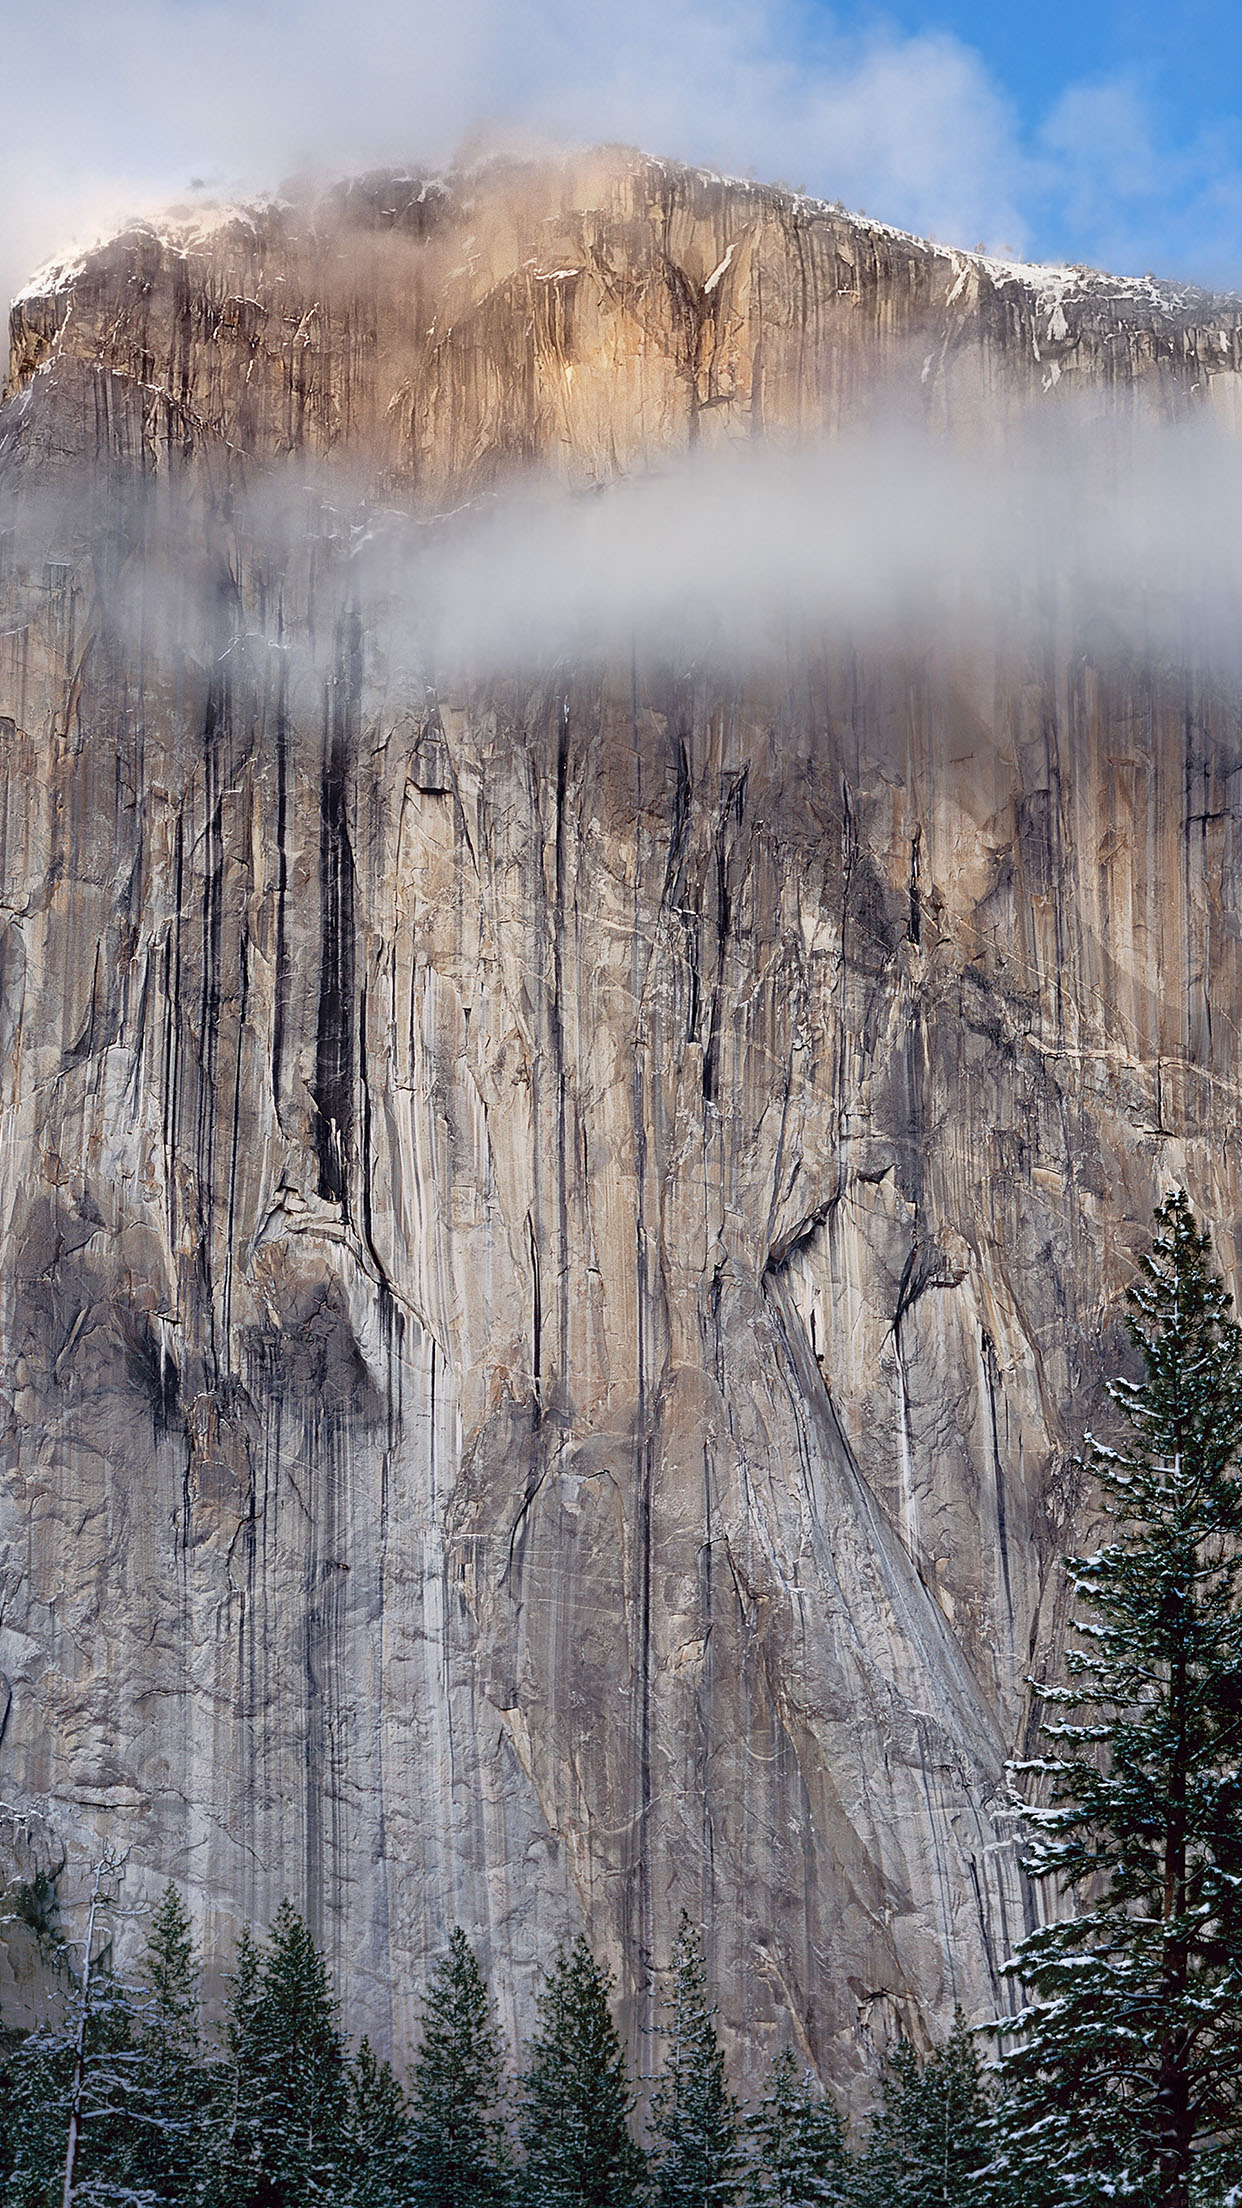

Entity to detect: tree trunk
[61,1863,107,2208]
[1155,2040,1193,2208]
[1157,1608,1191,2208]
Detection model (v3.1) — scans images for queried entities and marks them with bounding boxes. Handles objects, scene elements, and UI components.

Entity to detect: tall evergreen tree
[518,1934,645,2208]
[126,1883,214,2204]
[0,1850,165,2208]
[649,1914,744,2208]
[342,2037,411,2208]
[748,2046,848,2207]
[408,1926,512,2208]
[211,1900,348,2208]
[0,2024,76,2208]
[996,1193,1242,2208]
[851,2010,994,2208]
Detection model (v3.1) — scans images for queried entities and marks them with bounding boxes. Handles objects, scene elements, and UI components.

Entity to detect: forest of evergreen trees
[0,1876,1000,2208]
[4,1190,1241,2208]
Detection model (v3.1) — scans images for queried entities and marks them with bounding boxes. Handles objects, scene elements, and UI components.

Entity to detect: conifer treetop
[519,1932,645,2208]
[650,1912,745,2208]
[408,1924,511,2208]
[748,2044,848,2208]
[997,1191,1242,2208]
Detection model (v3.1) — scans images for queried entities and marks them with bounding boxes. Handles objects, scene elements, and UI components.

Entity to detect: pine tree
[851,2010,994,2208]
[143,1885,197,2030]
[211,1900,348,2208]
[518,1934,646,2208]
[996,1192,1242,2208]
[125,1883,215,2204]
[408,1926,512,2208]
[0,2024,76,2208]
[0,1849,164,2208]
[342,2037,411,2208]
[748,2046,848,2207]
[649,1913,744,2208]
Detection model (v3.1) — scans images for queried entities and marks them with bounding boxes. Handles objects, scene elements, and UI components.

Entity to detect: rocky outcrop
[2,149,1242,2097]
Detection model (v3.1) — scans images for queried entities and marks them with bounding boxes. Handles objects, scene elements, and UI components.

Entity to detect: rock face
[3,149,1242,2094]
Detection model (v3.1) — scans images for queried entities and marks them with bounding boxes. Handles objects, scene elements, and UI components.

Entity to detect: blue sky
[858,1,1224,133]
[3,0,1241,306]
[791,0,1242,277]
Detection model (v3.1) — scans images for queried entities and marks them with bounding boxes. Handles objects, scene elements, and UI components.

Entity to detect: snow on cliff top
[11,200,259,307]
[10,153,1236,322]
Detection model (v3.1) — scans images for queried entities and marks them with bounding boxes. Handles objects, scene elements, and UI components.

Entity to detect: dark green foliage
[212,1899,348,2208]
[0,1854,172,2208]
[997,1194,1242,2208]
[518,1934,646,2208]
[11,1871,64,1957]
[408,1925,512,2208]
[850,2010,994,2208]
[342,2036,411,2208]
[649,1913,744,2208]
[747,2046,849,2207]
[144,1885,198,2033]
[125,1883,215,2204]
[0,2024,75,2206]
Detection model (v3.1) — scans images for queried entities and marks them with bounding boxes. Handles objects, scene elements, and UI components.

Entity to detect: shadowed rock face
[2,148,1242,2095]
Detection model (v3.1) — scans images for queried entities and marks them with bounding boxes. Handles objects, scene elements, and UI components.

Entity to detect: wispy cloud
[1035,73,1242,285]
[15,409,1242,689]
[2,0,1241,316]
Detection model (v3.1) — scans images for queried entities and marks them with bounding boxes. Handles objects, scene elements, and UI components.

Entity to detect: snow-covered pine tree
[995,1191,1242,2208]
[0,2017,75,2207]
[124,1883,216,2204]
[850,2010,994,2208]
[747,2046,849,2207]
[518,1934,646,2208]
[648,1912,745,2208]
[407,1926,512,2208]
[0,1849,167,2208]
[209,1900,348,2208]
[207,1921,263,2208]
[341,2037,411,2208]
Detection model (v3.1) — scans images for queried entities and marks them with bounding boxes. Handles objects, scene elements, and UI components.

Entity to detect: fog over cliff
[3,150,1242,2101]
[92,414,1242,677]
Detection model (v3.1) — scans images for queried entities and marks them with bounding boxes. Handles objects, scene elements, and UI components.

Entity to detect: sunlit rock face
[3,149,1242,2095]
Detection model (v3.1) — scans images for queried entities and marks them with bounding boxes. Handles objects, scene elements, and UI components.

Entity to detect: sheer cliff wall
[2,150,1242,2094]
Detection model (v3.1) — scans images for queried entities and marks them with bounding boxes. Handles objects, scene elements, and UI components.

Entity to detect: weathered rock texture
[3,149,1242,2094]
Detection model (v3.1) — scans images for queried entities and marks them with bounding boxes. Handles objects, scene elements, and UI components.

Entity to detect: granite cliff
[2,148,1242,2097]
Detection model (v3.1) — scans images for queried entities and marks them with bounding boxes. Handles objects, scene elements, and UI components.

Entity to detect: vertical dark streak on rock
[553,695,571,1402]
[222,915,250,1354]
[1183,701,1212,1065]
[1045,705,1068,1044]
[700,1438,716,1887]
[197,671,226,1373]
[966,1855,999,1994]
[628,663,654,2004]
[981,1329,1015,1645]
[702,767,744,1103]
[271,647,290,1112]
[314,611,361,1206]
[526,1209,542,1404]
[664,731,693,915]
[163,812,185,1273]
[906,825,922,946]
[357,982,380,1272]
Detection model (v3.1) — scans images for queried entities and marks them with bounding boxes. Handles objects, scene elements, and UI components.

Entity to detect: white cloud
[19,410,1231,688]
[2,1,1242,318]
[0,0,1028,312]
